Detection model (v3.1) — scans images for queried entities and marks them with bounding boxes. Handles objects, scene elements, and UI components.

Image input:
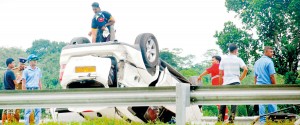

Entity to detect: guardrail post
[176,83,190,125]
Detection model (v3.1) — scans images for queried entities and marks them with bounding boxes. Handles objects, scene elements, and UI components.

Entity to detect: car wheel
[70,37,90,45]
[134,33,159,68]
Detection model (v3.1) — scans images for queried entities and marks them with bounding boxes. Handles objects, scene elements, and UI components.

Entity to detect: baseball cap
[92,2,100,9]
[27,54,39,61]
[6,58,14,67]
[19,57,27,64]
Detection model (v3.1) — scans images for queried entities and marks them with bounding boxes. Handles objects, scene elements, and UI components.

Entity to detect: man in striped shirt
[218,43,248,123]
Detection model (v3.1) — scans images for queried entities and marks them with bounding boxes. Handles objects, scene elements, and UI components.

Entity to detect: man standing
[12,57,35,123]
[2,58,17,123]
[254,46,277,124]
[218,43,248,123]
[197,56,229,121]
[89,2,115,43]
[198,56,223,86]
[22,54,42,125]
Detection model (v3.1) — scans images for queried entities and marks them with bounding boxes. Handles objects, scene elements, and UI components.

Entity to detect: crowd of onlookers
[197,44,277,124]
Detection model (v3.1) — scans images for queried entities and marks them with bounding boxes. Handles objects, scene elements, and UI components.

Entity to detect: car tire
[70,37,90,45]
[134,33,159,68]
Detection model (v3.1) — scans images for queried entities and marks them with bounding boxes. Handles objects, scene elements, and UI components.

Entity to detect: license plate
[75,66,96,73]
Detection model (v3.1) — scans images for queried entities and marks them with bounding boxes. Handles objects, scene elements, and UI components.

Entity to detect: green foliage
[179,69,198,78]
[221,0,300,84]
[159,48,195,71]
[214,21,259,65]
[26,39,66,58]
[237,105,248,116]
[202,106,218,116]
[201,49,221,67]
[278,104,300,116]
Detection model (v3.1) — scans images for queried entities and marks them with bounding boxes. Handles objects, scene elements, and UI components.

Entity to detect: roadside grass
[40,117,174,125]
[1,117,296,125]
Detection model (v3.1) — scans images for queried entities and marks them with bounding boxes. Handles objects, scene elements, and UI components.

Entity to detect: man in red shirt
[198,56,222,85]
[197,56,228,120]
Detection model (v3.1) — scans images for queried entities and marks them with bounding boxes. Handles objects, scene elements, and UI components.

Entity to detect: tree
[201,49,222,67]
[214,21,260,65]
[26,39,66,58]
[223,0,300,84]
[160,48,214,85]
[159,48,195,71]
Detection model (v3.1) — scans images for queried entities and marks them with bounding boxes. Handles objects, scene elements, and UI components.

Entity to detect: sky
[0,0,241,62]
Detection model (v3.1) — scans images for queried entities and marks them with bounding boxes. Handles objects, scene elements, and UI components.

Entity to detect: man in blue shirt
[88,2,115,43]
[254,46,277,124]
[2,58,17,123]
[22,54,42,125]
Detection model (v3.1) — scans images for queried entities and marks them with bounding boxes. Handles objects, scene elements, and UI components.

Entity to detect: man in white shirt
[218,43,248,123]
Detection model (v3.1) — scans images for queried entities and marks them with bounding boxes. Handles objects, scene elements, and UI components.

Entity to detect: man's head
[6,58,15,69]
[92,2,101,14]
[212,56,221,64]
[229,43,238,55]
[19,57,27,70]
[264,46,274,58]
[27,54,39,67]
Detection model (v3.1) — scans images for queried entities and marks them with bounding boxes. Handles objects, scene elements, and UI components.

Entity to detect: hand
[101,26,106,31]
[88,31,92,36]
[197,76,202,82]
[16,75,21,81]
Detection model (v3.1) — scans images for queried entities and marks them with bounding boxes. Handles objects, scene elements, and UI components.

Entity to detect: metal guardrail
[0,84,299,125]
[0,86,176,108]
[191,85,300,105]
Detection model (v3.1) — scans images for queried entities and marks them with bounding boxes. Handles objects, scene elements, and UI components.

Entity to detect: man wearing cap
[88,2,115,43]
[2,58,18,123]
[12,58,35,123]
[13,58,26,90]
[22,54,42,125]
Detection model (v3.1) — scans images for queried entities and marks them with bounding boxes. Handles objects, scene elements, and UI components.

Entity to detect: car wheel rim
[146,38,157,63]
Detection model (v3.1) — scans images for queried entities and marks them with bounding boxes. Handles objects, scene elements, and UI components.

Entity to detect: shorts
[2,109,15,114]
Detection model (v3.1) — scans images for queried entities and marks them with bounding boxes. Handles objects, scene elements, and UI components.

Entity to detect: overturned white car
[55,33,201,123]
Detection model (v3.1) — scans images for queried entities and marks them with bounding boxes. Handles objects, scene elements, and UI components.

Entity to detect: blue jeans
[25,87,41,125]
[259,104,277,123]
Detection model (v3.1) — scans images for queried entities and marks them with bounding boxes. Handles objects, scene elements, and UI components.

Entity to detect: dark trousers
[218,82,240,122]
[96,25,114,43]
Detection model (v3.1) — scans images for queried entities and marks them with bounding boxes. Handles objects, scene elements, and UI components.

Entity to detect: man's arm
[268,62,276,85]
[22,70,27,90]
[104,17,115,27]
[22,79,26,90]
[219,70,223,85]
[13,80,18,85]
[102,12,115,28]
[254,76,257,85]
[197,71,209,82]
[91,28,98,43]
[240,66,248,81]
[270,74,276,84]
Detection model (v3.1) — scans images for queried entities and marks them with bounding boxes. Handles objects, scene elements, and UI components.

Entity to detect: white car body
[56,37,202,123]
